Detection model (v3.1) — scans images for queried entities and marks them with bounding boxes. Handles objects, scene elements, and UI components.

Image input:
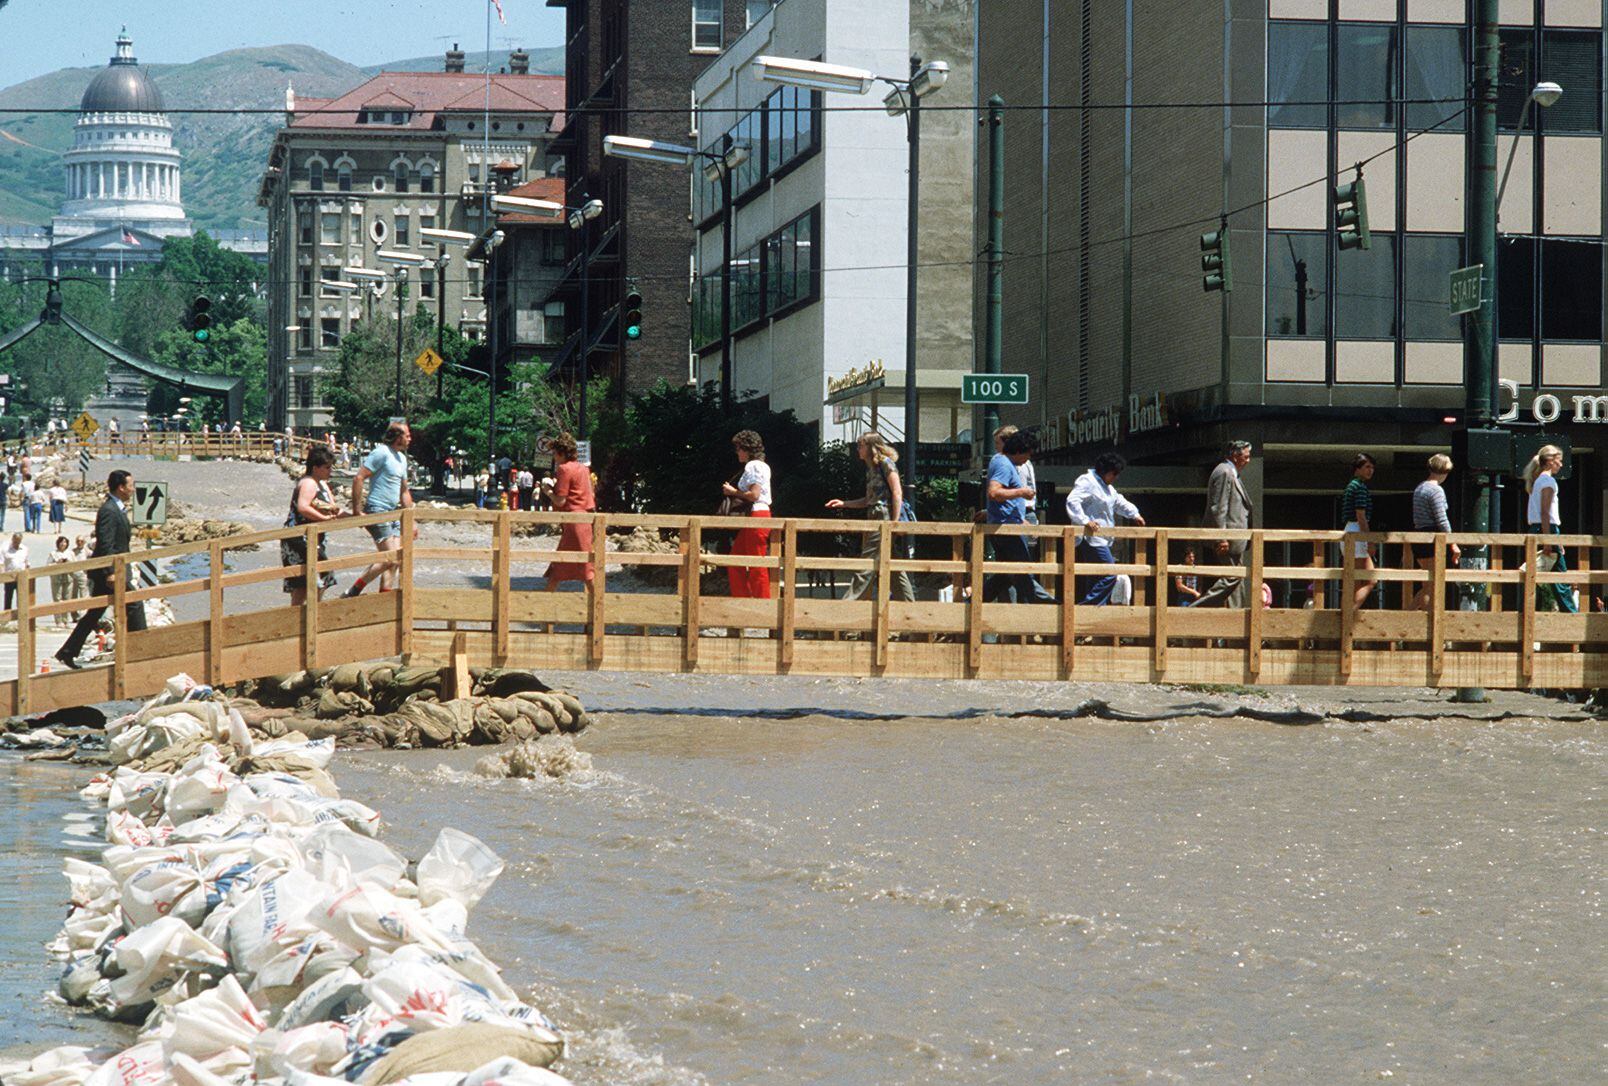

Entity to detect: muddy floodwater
[3,676,1601,1084]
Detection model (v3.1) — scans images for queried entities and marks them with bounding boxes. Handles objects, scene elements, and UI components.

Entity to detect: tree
[0,271,112,421]
[146,317,267,426]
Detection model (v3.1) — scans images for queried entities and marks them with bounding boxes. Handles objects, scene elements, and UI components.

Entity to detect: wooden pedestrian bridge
[4,504,1605,718]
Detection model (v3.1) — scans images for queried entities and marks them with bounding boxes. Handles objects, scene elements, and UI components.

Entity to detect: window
[420,268,435,299]
[298,266,313,297]
[467,265,481,297]
[1542,239,1602,340]
[693,274,723,348]
[338,166,352,192]
[320,212,341,244]
[766,208,817,313]
[1404,235,1464,341]
[1335,232,1398,338]
[693,0,721,50]
[297,325,312,351]
[308,161,324,191]
[543,230,566,263]
[731,109,763,197]
[1497,236,1535,340]
[766,86,818,176]
[1497,29,1535,129]
[394,163,410,193]
[1335,25,1398,130]
[394,214,409,246]
[370,217,388,245]
[297,209,312,245]
[420,164,435,194]
[1406,26,1466,132]
[732,242,764,328]
[294,375,313,409]
[1266,233,1328,337]
[1541,31,1603,134]
[319,265,339,297]
[1267,22,1328,129]
[320,318,340,349]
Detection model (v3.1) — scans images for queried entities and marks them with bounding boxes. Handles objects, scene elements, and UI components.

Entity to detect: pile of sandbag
[0,673,574,1086]
[225,665,589,751]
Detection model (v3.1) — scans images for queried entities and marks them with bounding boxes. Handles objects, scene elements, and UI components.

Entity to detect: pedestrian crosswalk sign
[414,348,444,376]
[71,411,100,441]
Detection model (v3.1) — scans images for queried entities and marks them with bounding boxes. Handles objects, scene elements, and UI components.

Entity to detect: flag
[121,227,140,246]
[491,0,506,24]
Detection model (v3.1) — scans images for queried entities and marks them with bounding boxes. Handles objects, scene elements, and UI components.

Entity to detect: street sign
[414,348,444,376]
[70,411,100,441]
[132,481,169,526]
[79,449,91,477]
[961,373,1029,405]
[1450,264,1484,316]
[576,440,592,466]
[916,441,972,475]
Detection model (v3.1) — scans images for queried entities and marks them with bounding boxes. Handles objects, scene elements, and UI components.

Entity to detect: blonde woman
[1410,454,1461,612]
[1524,444,1577,613]
[826,431,915,602]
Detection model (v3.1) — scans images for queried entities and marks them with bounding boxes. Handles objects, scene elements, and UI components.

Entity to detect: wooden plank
[1491,544,1504,612]
[1429,533,1446,677]
[1152,529,1168,674]
[780,519,797,669]
[449,631,470,699]
[873,521,892,669]
[1521,534,1536,682]
[208,541,224,687]
[1247,531,1264,679]
[1061,526,1076,676]
[303,525,319,671]
[1133,536,1149,607]
[494,512,511,663]
[16,570,32,712]
[397,511,414,658]
[967,524,984,674]
[111,557,127,700]
[1338,540,1355,678]
[588,513,607,666]
[683,520,701,667]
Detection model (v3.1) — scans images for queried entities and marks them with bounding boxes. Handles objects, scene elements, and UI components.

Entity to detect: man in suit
[56,470,145,668]
[1194,441,1255,608]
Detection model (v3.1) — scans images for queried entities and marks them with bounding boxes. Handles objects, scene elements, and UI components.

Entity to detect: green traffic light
[193,329,210,343]
[626,324,642,340]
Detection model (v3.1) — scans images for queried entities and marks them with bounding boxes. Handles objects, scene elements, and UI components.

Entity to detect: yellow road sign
[414,348,444,376]
[70,411,100,441]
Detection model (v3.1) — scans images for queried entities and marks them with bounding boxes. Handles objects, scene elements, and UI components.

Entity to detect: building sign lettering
[1067,392,1170,447]
[1498,379,1608,425]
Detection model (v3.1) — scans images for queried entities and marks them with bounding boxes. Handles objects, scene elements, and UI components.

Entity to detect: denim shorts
[366,518,400,543]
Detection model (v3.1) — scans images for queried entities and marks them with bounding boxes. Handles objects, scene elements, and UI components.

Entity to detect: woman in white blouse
[2,532,27,612]
[722,430,773,599]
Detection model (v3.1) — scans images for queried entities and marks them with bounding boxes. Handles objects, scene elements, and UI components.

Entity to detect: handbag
[715,472,747,517]
[876,460,917,522]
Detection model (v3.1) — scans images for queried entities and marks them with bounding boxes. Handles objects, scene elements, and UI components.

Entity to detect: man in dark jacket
[56,470,145,668]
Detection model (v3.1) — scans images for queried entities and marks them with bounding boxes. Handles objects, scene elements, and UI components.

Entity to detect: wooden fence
[4,510,1605,718]
[59,432,318,462]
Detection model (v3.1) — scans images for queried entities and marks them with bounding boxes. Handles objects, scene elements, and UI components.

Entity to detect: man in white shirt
[1065,451,1145,605]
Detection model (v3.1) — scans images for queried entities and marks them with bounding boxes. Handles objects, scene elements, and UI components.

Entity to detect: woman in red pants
[722,430,772,598]
[542,432,595,591]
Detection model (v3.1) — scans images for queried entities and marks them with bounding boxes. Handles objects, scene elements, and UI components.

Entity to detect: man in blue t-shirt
[344,421,415,596]
[984,430,1051,604]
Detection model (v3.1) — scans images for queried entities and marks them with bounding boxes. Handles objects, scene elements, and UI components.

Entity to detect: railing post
[1430,533,1447,679]
[493,511,511,665]
[967,524,985,675]
[683,519,702,668]
[873,520,892,669]
[303,525,319,671]
[16,572,32,715]
[1521,534,1537,683]
[397,511,414,659]
[111,556,128,700]
[779,519,797,669]
[1247,531,1265,680]
[1133,534,1149,607]
[1152,529,1168,677]
[1061,525,1077,676]
[208,541,225,687]
[588,512,607,666]
[1339,537,1356,679]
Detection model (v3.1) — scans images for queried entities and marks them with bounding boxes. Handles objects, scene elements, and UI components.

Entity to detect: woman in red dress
[542,432,595,589]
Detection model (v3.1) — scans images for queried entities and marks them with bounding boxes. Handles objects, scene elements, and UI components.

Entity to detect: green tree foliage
[0,269,112,420]
[118,232,265,358]
[146,317,267,426]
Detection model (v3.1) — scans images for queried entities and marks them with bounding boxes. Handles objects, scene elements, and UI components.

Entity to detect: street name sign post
[961,373,1029,405]
[1450,264,1484,316]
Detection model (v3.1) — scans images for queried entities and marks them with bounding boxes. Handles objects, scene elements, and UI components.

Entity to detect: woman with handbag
[826,430,916,602]
[280,444,345,607]
[543,432,596,591]
[1524,444,1578,613]
[721,430,773,598]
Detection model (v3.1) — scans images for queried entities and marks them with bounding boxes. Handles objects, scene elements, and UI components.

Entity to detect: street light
[376,250,435,413]
[419,227,479,245]
[490,194,566,218]
[757,54,950,485]
[1497,82,1563,222]
[606,136,748,412]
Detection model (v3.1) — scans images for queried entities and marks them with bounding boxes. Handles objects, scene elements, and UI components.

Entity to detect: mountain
[361,47,563,76]
[0,42,563,233]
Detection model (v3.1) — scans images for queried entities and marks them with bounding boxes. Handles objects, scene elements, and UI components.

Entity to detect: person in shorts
[1410,454,1461,611]
[344,422,415,596]
[1340,452,1377,609]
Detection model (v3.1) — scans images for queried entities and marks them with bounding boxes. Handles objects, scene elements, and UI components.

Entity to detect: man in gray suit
[56,470,145,668]
[1194,441,1254,608]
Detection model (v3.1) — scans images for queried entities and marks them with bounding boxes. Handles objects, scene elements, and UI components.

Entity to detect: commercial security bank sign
[1499,379,1608,424]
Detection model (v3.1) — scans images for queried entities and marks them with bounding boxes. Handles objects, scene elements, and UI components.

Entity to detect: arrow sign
[414,347,444,376]
[132,481,169,526]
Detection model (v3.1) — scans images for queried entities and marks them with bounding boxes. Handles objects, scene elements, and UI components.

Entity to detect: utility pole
[982,95,1005,448]
[902,54,922,486]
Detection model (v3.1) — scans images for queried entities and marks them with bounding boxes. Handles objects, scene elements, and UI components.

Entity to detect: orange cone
[39,660,49,674]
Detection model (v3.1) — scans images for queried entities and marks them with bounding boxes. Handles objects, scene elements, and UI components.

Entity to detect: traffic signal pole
[982,95,1005,447]
[903,55,922,486]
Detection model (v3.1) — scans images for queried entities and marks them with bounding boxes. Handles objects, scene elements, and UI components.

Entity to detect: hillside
[0,43,562,233]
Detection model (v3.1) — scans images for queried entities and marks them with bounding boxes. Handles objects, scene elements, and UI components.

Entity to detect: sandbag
[416,828,503,911]
[359,1023,564,1084]
[107,917,227,1007]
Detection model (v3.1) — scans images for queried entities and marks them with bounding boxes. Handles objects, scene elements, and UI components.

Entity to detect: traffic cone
[39,660,49,674]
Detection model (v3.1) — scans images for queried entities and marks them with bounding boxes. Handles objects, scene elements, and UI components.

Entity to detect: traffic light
[1334,172,1371,251]
[622,284,643,341]
[189,295,213,343]
[1200,224,1232,293]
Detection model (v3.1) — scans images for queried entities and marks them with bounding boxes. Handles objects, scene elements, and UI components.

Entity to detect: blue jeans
[1530,523,1578,614]
[25,502,41,532]
[1076,540,1118,605]
[983,531,1050,604]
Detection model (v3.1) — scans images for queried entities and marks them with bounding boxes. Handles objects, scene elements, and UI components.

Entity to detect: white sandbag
[299,822,407,890]
[276,966,367,1030]
[376,942,515,1004]
[164,975,267,1064]
[225,868,325,982]
[105,810,174,849]
[311,883,454,957]
[462,1059,574,1086]
[225,707,251,757]
[4,1045,99,1086]
[254,1022,350,1078]
[63,858,118,913]
[356,959,513,1036]
[121,862,206,929]
[252,932,360,995]
[61,907,121,954]
[107,917,227,1007]
[166,1053,238,1086]
[81,1040,167,1086]
[416,828,504,911]
[251,736,335,770]
[59,952,104,1004]
[164,750,238,823]
[0,726,67,748]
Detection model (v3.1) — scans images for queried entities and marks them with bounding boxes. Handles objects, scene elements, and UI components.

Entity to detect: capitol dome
[79,34,165,113]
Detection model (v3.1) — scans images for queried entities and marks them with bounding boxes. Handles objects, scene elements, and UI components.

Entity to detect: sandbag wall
[0,674,575,1086]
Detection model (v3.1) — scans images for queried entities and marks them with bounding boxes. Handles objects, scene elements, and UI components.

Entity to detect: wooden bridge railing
[2,510,1605,718]
[51,431,321,463]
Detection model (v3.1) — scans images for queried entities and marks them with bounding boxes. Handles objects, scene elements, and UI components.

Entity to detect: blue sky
[0,0,568,84]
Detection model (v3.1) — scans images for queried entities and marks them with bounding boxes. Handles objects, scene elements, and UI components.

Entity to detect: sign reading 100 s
[961,373,1029,405]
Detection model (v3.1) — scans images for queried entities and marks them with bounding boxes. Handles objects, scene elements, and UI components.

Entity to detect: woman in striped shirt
[1410,454,1461,612]
[1340,453,1377,608]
